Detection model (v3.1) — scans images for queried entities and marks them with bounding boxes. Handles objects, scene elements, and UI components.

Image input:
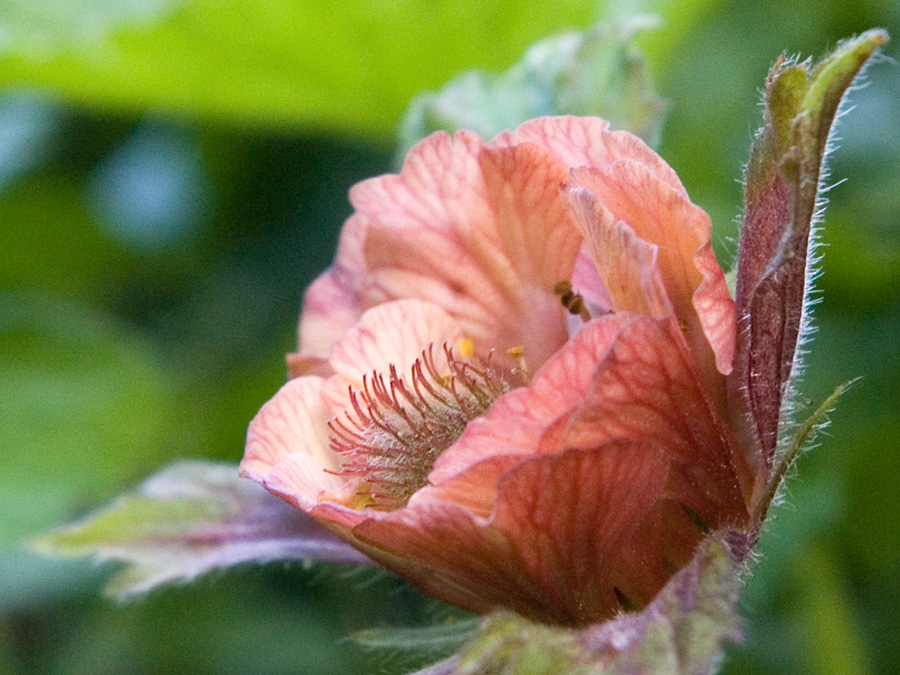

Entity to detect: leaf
[353,617,480,656]
[396,17,665,163]
[752,382,853,525]
[0,0,599,136]
[31,460,372,599]
[727,30,888,484]
[0,294,173,547]
[0,0,180,55]
[408,538,741,675]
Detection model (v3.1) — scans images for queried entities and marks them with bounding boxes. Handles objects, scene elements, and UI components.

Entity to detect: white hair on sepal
[769,36,883,473]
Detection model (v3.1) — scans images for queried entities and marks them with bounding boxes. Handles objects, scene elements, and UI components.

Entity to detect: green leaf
[353,617,480,657]
[31,461,371,599]
[753,382,853,525]
[0,0,179,55]
[0,294,173,547]
[396,17,665,162]
[0,0,599,136]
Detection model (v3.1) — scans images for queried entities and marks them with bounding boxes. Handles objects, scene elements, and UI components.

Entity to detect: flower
[241,116,756,626]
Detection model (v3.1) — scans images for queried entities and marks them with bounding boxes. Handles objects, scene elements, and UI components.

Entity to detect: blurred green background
[1,0,898,673]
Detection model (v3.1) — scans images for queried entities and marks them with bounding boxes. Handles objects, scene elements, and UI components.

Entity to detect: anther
[554,280,592,322]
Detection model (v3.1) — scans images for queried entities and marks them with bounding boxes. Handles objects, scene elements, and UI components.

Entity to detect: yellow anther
[458,337,475,359]
[507,345,530,384]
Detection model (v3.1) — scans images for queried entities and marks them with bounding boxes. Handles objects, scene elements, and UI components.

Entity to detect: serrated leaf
[31,461,372,598]
[752,382,853,525]
[396,17,665,163]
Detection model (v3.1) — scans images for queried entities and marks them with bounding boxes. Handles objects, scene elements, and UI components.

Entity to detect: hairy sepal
[729,30,888,488]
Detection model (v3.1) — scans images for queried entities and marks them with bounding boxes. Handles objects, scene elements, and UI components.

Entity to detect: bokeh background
[1,0,898,673]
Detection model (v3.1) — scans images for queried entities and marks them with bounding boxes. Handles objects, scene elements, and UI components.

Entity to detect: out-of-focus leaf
[87,121,211,252]
[396,17,665,162]
[0,92,62,189]
[0,0,599,135]
[0,294,172,546]
[0,0,179,55]
[31,461,372,598]
[793,545,871,675]
[411,539,741,675]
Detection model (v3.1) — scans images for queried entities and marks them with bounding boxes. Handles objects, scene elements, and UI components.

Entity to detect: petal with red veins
[292,269,362,374]
[354,130,582,372]
[410,453,526,518]
[264,451,347,512]
[351,131,501,336]
[427,313,634,485]
[327,299,462,387]
[568,160,736,380]
[294,213,369,367]
[568,186,672,317]
[352,442,671,625]
[318,300,462,415]
[489,442,672,623]
[497,116,684,192]
[559,315,752,520]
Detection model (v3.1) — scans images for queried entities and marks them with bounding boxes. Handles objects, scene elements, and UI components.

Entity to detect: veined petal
[567,160,736,381]
[497,116,684,192]
[353,130,582,372]
[328,300,462,387]
[409,454,526,518]
[351,442,671,626]
[427,313,634,487]
[294,212,369,370]
[489,443,673,622]
[291,270,361,377]
[240,376,343,509]
[320,299,464,415]
[559,315,752,520]
[264,452,347,512]
[568,186,672,317]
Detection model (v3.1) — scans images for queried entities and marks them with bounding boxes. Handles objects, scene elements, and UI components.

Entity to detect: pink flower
[241,117,755,626]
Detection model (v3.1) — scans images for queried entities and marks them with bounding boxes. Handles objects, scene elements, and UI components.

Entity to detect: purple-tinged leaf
[728,30,888,493]
[31,461,372,599]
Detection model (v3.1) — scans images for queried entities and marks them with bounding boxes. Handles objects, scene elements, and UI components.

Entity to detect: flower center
[328,345,509,511]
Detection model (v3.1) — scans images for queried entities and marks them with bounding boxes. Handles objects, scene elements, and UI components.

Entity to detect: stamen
[458,337,475,359]
[506,345,530,383]
[328,345,509,511]
[554,280,592,323]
